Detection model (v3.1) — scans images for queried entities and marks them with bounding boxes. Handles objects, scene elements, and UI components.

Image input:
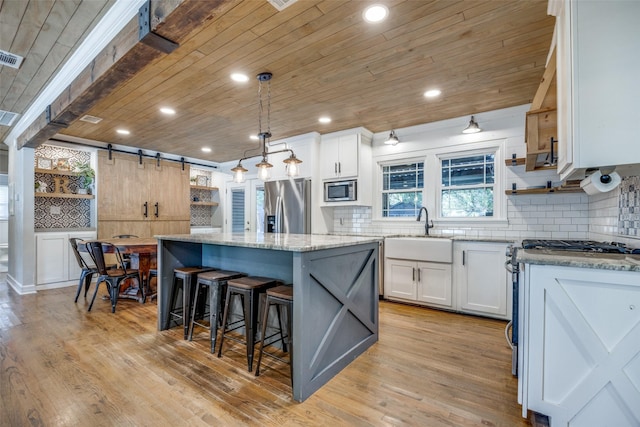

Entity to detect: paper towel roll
[580,170,621,195]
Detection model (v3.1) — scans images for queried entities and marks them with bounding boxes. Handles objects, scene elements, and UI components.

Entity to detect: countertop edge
[517,249,640,272]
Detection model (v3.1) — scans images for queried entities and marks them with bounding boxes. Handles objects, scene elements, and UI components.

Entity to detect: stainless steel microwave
[324,180,357,202]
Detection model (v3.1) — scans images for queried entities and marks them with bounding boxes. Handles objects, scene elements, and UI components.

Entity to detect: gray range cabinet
[156,235,380,402]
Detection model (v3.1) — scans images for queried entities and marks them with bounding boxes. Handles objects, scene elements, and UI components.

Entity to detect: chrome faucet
[417,207,434,235]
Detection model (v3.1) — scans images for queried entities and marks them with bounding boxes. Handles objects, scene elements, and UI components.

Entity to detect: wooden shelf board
[190,185,218,191]
[504,157,557,171]
[190,201,219,206]
[35,192,95,199]
[505,187,583,195]
[35,168,79,176]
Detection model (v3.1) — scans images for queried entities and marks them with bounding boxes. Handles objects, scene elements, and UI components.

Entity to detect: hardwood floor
[0,278,529,426]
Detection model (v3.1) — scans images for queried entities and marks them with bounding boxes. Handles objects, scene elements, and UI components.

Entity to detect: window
[255,187,264,233]
[441,153,494,217]
[381,162,424,217]
[231,189,245,232]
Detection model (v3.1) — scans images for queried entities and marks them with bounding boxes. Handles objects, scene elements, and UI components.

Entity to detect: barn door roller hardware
[138,1,179,54]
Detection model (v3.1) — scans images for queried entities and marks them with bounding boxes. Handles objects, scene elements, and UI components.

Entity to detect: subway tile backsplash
[332,178,640,249]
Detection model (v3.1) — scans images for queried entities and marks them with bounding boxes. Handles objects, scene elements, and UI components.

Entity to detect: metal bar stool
[255,285,293,383]
[165,267,216,339]
[188,270,246,353]
[217,276,279,372]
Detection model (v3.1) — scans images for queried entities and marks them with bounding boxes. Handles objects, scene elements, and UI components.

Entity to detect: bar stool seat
[188,269,246,352]
[255,285,293,383]
[217,276,279,372]
[165,266,216,339]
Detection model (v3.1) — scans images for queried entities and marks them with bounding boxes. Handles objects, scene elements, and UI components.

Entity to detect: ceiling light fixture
[462,116,482,134]
[231,73,249,82]
[160,107,175,115]
[116,129,130,135]
[424,89,441,98]
[318,116,331,124]
[363,4,389,23]
[384,130,399,146]
[231,72,303,183]
[201,147,212,153]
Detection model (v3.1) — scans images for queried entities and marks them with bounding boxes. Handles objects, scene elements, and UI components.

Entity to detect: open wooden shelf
[504,157,557,171]
[190,201,219,206]
[35,192,95,199]
[35,168,79,176]
[506,181,583,195]
[190,185,219,191]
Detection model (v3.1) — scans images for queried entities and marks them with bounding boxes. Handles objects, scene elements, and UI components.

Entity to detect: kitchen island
[155,232,382,402]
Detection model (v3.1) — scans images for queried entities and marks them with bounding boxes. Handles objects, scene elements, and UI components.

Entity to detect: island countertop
[155,232,383,252]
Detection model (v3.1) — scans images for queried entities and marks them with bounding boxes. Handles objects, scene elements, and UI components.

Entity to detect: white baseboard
[36,280,77,291]
[7,274,37,295]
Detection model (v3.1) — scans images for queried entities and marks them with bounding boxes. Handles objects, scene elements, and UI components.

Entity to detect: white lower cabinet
[384,239,510,319]
[454,241,511,320]
[520,264,640,426]
[36,231,97,287]
[385,259,452,308]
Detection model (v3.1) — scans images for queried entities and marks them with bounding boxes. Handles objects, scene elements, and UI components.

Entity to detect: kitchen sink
[385,237,453,263]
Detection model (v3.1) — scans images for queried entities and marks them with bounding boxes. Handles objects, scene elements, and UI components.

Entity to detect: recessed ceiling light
[201,147,212,153]
[160,107,175,115]
[231,73,249,82]
[424,89,442,98]
[250,134,259,141]
[363,4,389,23]
[116,129,130,135]
[318,116,331,124]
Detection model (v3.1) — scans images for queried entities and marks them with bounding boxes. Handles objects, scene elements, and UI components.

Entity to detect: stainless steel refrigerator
[264,178,311,234]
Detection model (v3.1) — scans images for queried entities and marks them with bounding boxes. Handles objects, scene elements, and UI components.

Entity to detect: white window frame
[374,155,427,222]
[374,139,506,226]
[380,160,425,219]
[434,142,506,225]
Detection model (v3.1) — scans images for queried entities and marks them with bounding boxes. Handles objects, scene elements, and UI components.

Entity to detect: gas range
[521,239,640,254]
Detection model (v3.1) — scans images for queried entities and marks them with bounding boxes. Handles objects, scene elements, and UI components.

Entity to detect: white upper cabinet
[320,134,359,180]
[319,128,373,206]
[551,0,640,179]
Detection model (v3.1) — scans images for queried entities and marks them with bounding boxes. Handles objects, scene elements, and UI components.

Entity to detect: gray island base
[155,233,381,402]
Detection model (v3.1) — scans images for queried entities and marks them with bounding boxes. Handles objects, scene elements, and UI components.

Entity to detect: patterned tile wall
[618,176,640,237]
[34,145,92,229]
[190,168,215,226]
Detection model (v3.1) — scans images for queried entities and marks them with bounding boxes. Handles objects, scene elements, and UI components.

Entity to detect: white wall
[328,104,640,249]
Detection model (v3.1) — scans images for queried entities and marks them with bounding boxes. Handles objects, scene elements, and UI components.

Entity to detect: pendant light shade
[231,161,248,183]
[462,116,482,134]
[384,130,399,145]
[231,72,303,182]
[283,153,302,177]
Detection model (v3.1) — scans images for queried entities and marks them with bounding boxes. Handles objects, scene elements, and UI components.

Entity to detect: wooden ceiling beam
[17,0,232,150]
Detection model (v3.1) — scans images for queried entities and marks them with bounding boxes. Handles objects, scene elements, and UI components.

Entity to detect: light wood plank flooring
[0,279,529,426]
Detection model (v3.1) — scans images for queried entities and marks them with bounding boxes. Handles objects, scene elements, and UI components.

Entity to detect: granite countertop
[517,249,640,272]
[155,232,383,252]
[35,228,97,233]
[332,233,514,244]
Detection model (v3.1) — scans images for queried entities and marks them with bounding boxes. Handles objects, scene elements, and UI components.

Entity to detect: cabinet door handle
[334,162,337,174]
[417,268,421,282]
[462,250,466,266]
[338,162,341,174]
[143,202,148,218]
[154,202,159,218]
[412,267,416,282]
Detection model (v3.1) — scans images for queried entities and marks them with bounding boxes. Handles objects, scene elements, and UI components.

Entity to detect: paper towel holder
[580,167,621,195]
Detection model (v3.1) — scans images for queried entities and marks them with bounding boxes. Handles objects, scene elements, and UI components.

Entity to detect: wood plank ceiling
[2,0,555,164]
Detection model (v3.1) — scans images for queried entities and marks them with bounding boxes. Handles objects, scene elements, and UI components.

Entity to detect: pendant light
[231,72,303,183]
[462,116,482,134]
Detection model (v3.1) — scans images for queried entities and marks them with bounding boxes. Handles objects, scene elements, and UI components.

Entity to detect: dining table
[81,237,158,302]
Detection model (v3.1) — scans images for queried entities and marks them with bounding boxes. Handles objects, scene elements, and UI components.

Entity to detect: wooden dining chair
[86,241,144,313]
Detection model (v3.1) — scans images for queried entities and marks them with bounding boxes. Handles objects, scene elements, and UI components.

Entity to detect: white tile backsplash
[333,181,640,250]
